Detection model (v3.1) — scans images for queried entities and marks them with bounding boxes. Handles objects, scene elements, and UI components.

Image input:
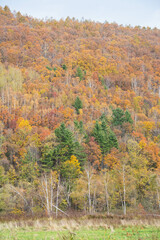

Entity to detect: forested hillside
[0,6,160,217]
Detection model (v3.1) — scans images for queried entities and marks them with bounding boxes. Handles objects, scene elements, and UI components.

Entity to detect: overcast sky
[1,0,160,28]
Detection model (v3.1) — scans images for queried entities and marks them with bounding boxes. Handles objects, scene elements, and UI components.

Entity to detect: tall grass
[0,214,160,232]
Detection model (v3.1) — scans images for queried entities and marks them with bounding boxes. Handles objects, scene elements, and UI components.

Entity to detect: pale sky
[1,0,160,28]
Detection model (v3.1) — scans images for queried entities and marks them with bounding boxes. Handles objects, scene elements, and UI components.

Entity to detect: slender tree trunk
[156,189,160,210]
[104,171,110,215]
[123,164,126,215]
[41,174,50,216]
[50,173,53,213]
[66,184,71,207]
[56,174,60,218]
[156,178,160,210]
[92,188,96,213]
[44,174,50,216]
[86,168,92,213]
[88,177,91,213]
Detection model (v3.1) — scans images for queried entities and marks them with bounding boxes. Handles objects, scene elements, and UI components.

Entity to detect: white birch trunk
[123,164,126,215]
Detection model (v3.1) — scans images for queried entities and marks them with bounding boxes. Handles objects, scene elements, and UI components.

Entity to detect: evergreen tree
[55,123,74,152]
[54,123,75,162]
[74,120,84,134]
[73,97,83,114]
[124,110,133,124]
[93,120,118,155]
[100,113,108,123]
[108,129,119,150]
[112,108,133,126]
[62,64,67,70]
[76,66,83,81]
[112,108,125,126]
[41,123,86,170]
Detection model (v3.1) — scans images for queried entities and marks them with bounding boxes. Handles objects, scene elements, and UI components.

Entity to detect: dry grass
[0,215,160,233]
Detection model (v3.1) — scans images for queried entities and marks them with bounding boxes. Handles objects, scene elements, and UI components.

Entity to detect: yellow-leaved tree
[61,155,82,207]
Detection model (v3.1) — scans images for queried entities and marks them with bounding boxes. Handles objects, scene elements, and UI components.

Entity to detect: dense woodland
[0,6,160,217]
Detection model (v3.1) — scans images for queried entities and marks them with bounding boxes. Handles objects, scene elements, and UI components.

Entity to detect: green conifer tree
[112,108,133,126]
[93,120,118,155]
[76,66,83,81]
[112,108,125,126]
[73,97,83,114]
[124,110,133,124]
[41,123,86,170]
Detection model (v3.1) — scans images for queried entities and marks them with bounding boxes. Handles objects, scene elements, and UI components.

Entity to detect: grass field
[0,226,160,240]
[0,217,160,240]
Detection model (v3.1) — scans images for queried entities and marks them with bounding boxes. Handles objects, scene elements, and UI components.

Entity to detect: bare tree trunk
[44,174,50,216]
[156,177,160,210]
[92,188,96,213]
[88,176,91,213]
[104,171,110,215]
[56,174,60,218]
[123,164,126,215]
[66,184,71,207]
[157,189,160,210]
[50,173,53,213]
[86,166,93,214]
[41,174,51,216]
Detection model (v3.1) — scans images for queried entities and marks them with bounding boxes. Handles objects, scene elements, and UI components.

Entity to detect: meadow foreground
[0,216,160,240]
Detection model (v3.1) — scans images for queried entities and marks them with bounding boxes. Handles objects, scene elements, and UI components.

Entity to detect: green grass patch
[0,226,160,240]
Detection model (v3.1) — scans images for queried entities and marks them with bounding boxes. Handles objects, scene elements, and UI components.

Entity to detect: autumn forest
[0,6,160,218]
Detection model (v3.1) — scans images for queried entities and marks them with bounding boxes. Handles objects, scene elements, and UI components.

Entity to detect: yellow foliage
[133,96,143,112]
[11,208,24,215]
[141,121,155,137]
[79,109,83,115]
[142,121,155,131]
[30,133,41,147]
[17,118,32,132]
[64,155,82,177]
[139,140,147,149]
